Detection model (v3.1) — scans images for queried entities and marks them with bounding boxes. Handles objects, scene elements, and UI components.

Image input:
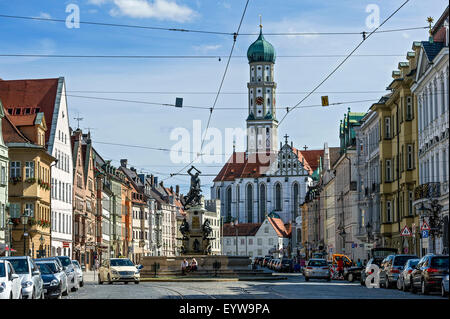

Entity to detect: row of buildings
[0,77,223,268]
[296,9,449,262]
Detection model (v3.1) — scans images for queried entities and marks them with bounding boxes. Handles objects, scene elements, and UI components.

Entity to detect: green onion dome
[247,29,276,63]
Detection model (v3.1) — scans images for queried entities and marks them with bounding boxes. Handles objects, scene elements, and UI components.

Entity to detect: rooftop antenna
[74,113,83,129]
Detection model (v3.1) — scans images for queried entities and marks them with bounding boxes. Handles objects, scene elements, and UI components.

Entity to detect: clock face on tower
[256,97,264,105]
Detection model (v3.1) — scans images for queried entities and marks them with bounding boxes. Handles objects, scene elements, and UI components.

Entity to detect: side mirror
[10,274,19,281]
[32,270,40,276]
[138,265,144,270]
[81,265,86,271]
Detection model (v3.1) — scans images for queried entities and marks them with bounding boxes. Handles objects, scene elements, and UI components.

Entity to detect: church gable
[271,143,309,176]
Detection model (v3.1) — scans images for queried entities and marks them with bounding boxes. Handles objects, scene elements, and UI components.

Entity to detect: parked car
[304,259,331,282]
[35,258,69,296]
[345,265,363,282]
[0,260,22,299]
[397,258,420,291]
[280,258,294,273]
[262,257,272,267]
[98,258,142,284]
[56,256,79,292]
[72,260,84,287]
[0,256,44,299]
[441,274,449,297]
[36,263,62,299]
[411,254,449,295]
[360,247,398,286]
[379,254,418,289]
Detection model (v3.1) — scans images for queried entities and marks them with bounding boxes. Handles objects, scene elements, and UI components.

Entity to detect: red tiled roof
[222,223,261,236]
[8,114,37,126]
[0,78,60,143]
[1,111,32,144]
[268,217,290,238]
[297,149,324,172]
[213,152,277,182]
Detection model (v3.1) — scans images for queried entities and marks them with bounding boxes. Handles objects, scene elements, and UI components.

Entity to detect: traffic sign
[400,225,412,236]
[421,230,429,238]
[421,221,430,231]
[321,96,329,106]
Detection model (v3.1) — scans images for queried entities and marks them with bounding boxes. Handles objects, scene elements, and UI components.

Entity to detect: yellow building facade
[371,43,422,255]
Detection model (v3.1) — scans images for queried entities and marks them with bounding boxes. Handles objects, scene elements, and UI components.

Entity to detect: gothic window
[216,188,220,200]
[293,183,299,219]
[226,186,232,221]
[275,183,282,211]
[259,184,266,222]
[267,98,270,105]
[246,184,253,223]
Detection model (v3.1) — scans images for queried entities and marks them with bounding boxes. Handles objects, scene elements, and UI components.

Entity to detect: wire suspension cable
[278,0,411,126]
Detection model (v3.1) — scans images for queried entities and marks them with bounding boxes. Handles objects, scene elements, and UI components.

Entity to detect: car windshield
[431,257,449,268]
[38,262,58,273]
[394,256,418,266]
[37,263,53,275]
[0,263,5,277]
[8,259,29,274]
[110,259,134,267]
[308,260,327,267]
[57,257,72,267]
[72,261,80,268]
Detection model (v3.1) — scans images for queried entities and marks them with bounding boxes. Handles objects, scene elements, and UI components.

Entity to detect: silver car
[35,259,69,296]
[72,260,84,287]
[56,256,79,292]
[442,274,449,297]
[0,256,44,299]
[304,259,331,281]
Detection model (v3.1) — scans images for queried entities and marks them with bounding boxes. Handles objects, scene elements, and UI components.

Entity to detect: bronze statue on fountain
[181,166,202,209]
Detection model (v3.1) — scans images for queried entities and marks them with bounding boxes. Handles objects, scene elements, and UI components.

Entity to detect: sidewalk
[83,270,98,283]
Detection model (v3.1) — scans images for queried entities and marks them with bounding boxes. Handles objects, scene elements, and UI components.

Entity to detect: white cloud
[193,44,222,53]
[38,12,51,19]
[110,0,197,22]
[87,0,109,5]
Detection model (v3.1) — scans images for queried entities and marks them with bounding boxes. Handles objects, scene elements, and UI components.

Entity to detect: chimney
[120,159,127,168]
[151,175,154,186]
[176,185,180,195]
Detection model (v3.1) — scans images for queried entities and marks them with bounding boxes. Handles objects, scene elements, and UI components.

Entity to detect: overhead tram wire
[0,53,410,59]
[162,0,250,182]
[277,0,412,126]
[0,14,427,36]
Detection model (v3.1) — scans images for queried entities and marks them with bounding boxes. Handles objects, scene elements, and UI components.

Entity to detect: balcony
[414,182,441,201]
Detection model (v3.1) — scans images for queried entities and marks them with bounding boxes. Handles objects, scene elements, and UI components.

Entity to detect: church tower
[246,22,278,155]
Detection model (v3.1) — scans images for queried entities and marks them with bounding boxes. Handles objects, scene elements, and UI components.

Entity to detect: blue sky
[0,0,447,194]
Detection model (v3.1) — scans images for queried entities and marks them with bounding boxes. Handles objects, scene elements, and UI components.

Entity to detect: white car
[72,260,84,287]
[0,260,22,299]
[442,274,449,297]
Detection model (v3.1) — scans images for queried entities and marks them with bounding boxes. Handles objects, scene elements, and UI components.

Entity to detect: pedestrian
[181,258,188,275]
[190,258,198,271]
[337,257,344,279]
[356,259,362,267]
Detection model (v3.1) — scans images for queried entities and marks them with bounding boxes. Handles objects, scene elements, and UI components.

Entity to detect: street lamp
[231,219,238,256]
[21,214,29,256]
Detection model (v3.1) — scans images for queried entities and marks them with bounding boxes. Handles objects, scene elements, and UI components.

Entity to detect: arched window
[259,184,266,222]
[246,184,253,223]
[216,187,220,200]
[275,183,282,211]
[293,183,299,220]
[226,186,232,221]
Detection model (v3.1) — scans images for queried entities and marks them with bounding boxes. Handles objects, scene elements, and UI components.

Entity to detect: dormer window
[25,108,31,114]
[34,108,40,113]
[7,109,13,115]
[15,108,21,115]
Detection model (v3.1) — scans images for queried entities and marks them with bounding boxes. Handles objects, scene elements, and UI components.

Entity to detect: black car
[411,254,449,295]
[345,266,363,282]
[280,258,294,273]
[36,263,61,299]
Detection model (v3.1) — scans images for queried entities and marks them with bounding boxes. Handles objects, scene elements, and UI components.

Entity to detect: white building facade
[412,16,449,254]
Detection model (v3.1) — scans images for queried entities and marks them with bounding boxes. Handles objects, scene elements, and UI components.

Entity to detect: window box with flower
[9,176,22,185]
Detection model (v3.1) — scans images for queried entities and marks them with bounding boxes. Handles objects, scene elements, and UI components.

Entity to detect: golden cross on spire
[427,16,434,34]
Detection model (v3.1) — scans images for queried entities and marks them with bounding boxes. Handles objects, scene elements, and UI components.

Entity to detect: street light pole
[21,214,29,256]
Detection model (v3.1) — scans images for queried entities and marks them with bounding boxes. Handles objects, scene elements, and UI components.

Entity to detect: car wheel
[402,280,407,292]
[98,274,103,285]
[384,277,390,289]
[326,277,331,282]
[124,281,128,284]
[135,281,140,284]
[421,280,428,295]
[348,273,354,282]
[80,281,84,287]
[305,277,309,282]
[410,280,417,294]
[441,284,445,297]
[108,274,112,285]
